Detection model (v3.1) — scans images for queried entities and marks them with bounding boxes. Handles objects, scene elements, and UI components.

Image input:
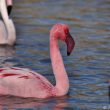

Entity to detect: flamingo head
[6,0,13,15]
[50,23,75,56]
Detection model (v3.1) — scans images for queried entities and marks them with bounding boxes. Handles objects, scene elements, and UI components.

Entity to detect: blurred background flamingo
[0,0,16,45]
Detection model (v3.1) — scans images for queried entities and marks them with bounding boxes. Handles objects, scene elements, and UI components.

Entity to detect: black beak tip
[7,5,12,15]
[67,52,71,56]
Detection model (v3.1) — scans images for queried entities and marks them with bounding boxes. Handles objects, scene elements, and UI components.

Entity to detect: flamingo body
[0,67,55,98]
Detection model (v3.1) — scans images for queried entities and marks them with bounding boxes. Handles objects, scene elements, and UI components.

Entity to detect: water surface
[0,0,110,109]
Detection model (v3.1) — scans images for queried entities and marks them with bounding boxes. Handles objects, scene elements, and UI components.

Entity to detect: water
[0,0,110,109]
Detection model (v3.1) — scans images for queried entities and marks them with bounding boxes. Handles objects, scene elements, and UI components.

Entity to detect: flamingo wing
[0,67,55,98]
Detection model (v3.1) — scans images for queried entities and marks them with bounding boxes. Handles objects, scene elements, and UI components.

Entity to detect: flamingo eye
[65,29,69,34]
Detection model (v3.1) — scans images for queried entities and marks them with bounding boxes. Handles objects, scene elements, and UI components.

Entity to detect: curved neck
[0,0,16,45]
[50,35,69,96]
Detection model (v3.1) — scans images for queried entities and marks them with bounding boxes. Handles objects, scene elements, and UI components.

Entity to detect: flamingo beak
[6,0,13,15]
[7,5,12,15]
[65,33,75,56]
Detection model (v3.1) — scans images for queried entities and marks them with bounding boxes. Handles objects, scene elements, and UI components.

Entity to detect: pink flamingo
[6,0,13,15]
[0,24,75,98]
[0,0,16,45]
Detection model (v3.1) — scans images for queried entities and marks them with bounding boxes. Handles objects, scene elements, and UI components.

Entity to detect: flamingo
[0,0,16,45]
[0,24,75,98]
[6,0,13,15]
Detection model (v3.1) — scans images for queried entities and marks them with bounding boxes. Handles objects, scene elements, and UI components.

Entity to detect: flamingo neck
[0,0,16,45]
[50,36,69,96]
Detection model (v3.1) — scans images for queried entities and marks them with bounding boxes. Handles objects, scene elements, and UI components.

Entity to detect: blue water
[0,0,110,109]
